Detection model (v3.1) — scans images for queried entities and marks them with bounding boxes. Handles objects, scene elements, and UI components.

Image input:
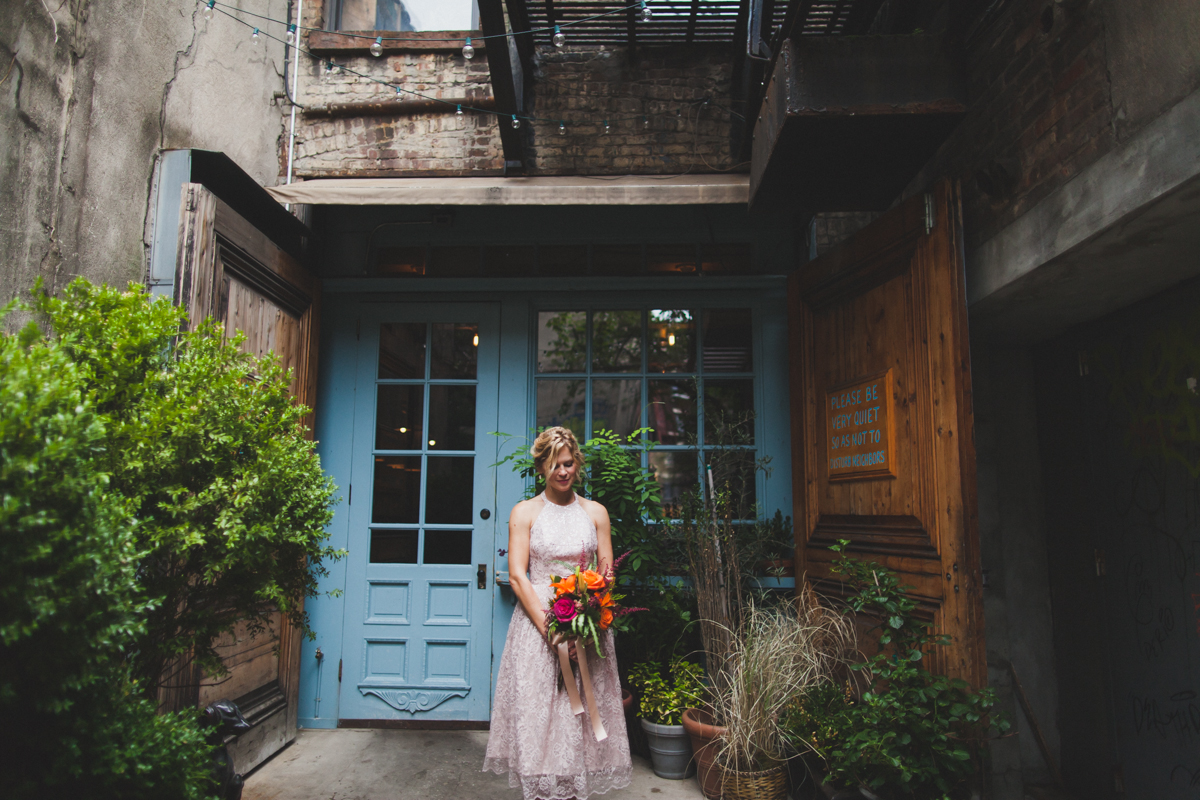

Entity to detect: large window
[337,0,477,31]
[535,308,756,514]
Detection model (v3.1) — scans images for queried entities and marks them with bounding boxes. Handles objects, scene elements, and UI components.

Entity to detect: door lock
[477,563,487,589]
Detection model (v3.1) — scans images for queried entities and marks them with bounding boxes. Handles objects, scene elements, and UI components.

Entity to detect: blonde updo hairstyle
[531,426,585,485]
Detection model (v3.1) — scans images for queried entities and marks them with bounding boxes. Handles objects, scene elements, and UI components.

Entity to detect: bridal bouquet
[546,550,644,656]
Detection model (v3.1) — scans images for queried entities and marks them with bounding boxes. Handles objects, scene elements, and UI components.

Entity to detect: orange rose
[582,569,605,591]
[551,575,577,596]
[599,608,614,629]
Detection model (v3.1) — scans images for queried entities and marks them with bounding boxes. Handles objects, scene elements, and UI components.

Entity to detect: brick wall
[524,45,737,175]
[286,2,739,177]
[909,0,1115,250]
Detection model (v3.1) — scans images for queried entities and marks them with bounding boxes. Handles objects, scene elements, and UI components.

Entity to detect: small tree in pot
[628,658,706,779]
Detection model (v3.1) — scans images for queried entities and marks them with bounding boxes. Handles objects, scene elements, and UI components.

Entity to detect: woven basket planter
[719,763,788,800]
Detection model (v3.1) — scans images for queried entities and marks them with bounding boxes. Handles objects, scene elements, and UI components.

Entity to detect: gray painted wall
[0,0,290,305]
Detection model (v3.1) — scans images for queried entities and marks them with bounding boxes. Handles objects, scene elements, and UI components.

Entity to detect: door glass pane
[376,385,424,450]
[430,323,478,379]
[650,451,697,516]
[704,379,755,443]
[428,385,476,451]
[708,448,758,517]
[592,379,641,438]
[538,311,587,373]
[648,309,695,373]
[537,379,586,438]
[424,530,473,565]
[372,456,422,524]
[647,379,696,445]
[380,323,426,379]
[593,310,642,372]
[370,530,418,563]
[425,457,474,524]
[702,309,753,372]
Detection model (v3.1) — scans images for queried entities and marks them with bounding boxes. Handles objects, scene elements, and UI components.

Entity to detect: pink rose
[552,596,577,623]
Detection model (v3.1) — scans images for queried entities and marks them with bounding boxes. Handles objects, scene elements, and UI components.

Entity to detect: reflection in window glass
[370,530,418,563]
[592,310,642,372]
[647,380,696,445]
[708,448,758,514]
[424,530,472,565]
[430,323,478,379]
[376,385,424,450]
[702,309,753,372]
[428,385,476,450]
[425,457,474,524]
[536,380,586,439]
[650,451,698,516]
[648,309,694,373]
[372,456,422,524]
[592,380,641,438]
[538,311,586,373]
[379,323,426,379]
[539,246,589,277]
[593,244,643,276]
[340,0,476,34]
[704,379,755,443]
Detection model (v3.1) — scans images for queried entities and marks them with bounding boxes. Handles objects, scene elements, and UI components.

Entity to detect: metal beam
[477,0,525,172]
[686,0,700,43]
[506,0,535,73]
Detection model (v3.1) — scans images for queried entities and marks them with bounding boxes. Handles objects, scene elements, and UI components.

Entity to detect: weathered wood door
[172,183,320,770]
[788,179,984,685]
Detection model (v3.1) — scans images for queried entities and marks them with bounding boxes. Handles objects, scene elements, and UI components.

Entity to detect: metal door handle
[477,563,487,589]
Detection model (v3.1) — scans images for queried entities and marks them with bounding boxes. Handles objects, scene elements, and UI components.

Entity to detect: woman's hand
[547,630,579,662]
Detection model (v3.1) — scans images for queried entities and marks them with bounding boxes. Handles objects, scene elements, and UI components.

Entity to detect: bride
[483,426,632,800]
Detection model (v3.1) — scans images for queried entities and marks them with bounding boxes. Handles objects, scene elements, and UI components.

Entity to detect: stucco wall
[0,0,290,304]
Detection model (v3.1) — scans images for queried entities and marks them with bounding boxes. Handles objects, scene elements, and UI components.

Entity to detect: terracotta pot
[682,707,726,800]
[622,688,633,713]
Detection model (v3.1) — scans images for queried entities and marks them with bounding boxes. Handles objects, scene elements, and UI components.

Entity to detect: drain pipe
[285,0,304,207]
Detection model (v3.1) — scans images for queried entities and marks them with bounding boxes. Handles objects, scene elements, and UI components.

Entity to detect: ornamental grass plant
[712,588,857,774]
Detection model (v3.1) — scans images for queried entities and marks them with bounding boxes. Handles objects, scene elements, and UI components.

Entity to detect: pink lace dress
[483,494,632,799]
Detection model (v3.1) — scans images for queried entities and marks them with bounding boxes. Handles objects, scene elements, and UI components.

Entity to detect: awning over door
[264,174,749,206]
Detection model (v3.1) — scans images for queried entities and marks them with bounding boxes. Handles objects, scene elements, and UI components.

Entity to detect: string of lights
[207,1,735,135]
[202,0,653,46]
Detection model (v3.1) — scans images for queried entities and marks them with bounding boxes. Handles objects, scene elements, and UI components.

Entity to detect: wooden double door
[789,180,984,685]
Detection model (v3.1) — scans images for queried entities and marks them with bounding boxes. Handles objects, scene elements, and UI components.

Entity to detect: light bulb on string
[370,37,384,57]
[552,25,566,47]
[202,0,214,21]
[462,37,475,59]
[668,333,676,346]
[558,120,566,135]
[511,115,520,129]
[286,24,296,44]
[456,104,464,120]
[643,115,650,130]
[603,120,610,135]
[251,28,260,45]
[639,2,653,23]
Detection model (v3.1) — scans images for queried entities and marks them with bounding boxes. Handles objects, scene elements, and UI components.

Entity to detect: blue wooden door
[338,304,499,722]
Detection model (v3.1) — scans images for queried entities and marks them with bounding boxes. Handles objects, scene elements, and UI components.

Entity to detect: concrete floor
[243,728,706,800]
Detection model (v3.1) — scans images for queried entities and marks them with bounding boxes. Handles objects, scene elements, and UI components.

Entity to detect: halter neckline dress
[483,493,632,799]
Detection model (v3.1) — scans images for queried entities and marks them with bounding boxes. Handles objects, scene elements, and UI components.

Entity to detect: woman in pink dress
[483,427,632,799]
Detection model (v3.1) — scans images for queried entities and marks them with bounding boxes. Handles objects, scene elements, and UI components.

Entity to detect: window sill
[307,29,483,55]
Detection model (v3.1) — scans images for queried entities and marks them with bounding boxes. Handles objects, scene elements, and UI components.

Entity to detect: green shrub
[35,279,340,687]
[0,312,214,798]
[628,657,706,726]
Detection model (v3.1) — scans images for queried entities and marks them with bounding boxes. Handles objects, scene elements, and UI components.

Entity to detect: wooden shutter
[172,182,320,771]
[787,179,984,685]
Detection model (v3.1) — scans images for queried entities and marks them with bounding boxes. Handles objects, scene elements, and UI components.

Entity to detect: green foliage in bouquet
[782,541,1007,799]
[0,303,214,798]
[31,280,342,691]
[628,657,706,726]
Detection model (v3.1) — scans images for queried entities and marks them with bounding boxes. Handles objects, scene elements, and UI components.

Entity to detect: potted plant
[682,705,726,799]
[710,590,856,800]
[628,658,706,779]
[781,542,1009,799]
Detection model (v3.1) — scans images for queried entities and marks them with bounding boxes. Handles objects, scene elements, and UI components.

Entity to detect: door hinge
[348,484,352,505]
[338,658,343,682]
[923,193,935,235]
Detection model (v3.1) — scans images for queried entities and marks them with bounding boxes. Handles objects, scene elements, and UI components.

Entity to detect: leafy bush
[782,542,1007,799]
[628,657,706,726]
[35,280,340,687]
[0,311,214,798]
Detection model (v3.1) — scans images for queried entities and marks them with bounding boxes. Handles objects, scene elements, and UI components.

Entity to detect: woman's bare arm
[506,500,550,637]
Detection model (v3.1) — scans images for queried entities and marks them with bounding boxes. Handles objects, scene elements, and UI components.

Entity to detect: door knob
[480,508,491,519]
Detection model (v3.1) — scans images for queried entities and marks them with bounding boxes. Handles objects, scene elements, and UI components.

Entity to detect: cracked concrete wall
[0,0,291,304]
